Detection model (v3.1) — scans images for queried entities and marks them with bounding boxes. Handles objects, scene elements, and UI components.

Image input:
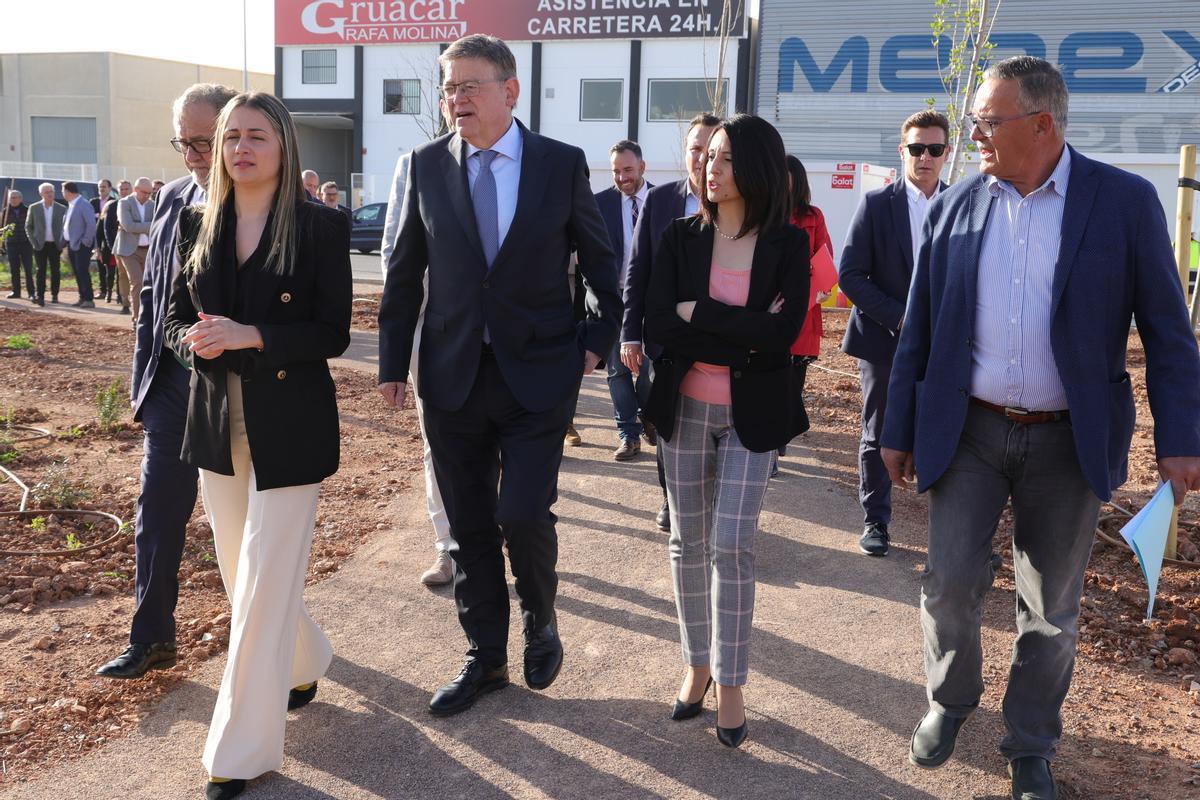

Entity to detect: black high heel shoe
[206,778,247,799]
[716,718,749,748]
[714,689,749,748]
[288,681,318,711]
[670,676,713,721]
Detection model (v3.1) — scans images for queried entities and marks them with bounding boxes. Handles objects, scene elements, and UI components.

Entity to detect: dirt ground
[0,296,1199,798]
[0,302,424,781]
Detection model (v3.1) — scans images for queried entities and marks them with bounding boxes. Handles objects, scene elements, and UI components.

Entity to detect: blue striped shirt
[970,145,1071,411]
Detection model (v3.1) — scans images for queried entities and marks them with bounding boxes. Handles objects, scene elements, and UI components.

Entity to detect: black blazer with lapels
[164,200,352,490]
[644,216,811,453]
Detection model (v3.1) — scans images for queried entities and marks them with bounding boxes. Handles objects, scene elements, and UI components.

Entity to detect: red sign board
[831,173,855,190]
[835,162,856,172]
[276,0,747,45]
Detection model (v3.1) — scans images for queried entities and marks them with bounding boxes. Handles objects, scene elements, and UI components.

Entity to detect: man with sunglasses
[882,57,1200,800]
[97,83,239,680]
[838,110,950,557]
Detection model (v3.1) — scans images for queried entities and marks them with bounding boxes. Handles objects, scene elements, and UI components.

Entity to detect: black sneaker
[859,523,890,556]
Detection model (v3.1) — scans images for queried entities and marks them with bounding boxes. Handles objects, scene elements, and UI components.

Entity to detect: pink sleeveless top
[679,265,751,405]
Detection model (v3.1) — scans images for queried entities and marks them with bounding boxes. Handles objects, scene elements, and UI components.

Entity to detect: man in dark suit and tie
[620,112,719,530]
[378,34,620,716]
[838,110,950,557]
[594,139,653,461]
[882,57,1200,799]
[96,83,239,680]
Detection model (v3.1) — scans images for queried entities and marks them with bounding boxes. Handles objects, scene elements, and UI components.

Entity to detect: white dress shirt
[465,118,523,251]
[619,180,651,288]
[42,202,55,239]
[971,145,1072,412]
[906,178,938,270]
[136,199,152,246]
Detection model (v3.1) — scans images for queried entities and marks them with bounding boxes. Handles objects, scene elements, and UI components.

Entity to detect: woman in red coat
[777,156,832,464]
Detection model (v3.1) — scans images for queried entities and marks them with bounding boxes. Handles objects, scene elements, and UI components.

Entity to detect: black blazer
[622,178,691,358]
[838,178,947,363]
[164,200,353,490]
[644,217,811,453]
[378,120,621,414]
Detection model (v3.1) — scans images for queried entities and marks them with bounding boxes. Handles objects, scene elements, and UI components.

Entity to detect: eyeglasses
[170,137,213,154]
[967,111,1042,138]
[904,143,948,158]
[437,79,505,99]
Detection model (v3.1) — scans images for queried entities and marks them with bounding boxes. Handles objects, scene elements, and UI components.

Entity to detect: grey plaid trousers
[661,395,773,686]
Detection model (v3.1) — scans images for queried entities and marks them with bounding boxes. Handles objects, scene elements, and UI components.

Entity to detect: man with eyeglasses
[97,83,240,681]
[881,56,1200,800]
[838,109,950,557]
[378,34,620,717]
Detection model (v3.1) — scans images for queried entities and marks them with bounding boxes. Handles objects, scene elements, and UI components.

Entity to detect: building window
[647,79,727,121]
[579,80,622,121]
[383,79,421,115]
[302,50,337,84]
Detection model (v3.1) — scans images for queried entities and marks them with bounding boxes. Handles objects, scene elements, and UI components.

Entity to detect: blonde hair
[186,92,305,277]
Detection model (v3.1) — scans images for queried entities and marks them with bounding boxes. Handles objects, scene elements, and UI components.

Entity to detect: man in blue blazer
[594,139,652,461]
[97,83,239,680]
[620,112,719,530]
[881,57,1200,800]
[838,110,949,557]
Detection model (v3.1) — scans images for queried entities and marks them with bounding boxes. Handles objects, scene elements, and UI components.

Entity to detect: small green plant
[0,448,18,464]
[95,379,124,432]
[200,552,216,563]
[65,532,83,550]
[101,570,129,580]
[29,516,47,532]
[31,463,91,509]
[62,425,84,440]
[0,429,17,463]
[4,334,33,350]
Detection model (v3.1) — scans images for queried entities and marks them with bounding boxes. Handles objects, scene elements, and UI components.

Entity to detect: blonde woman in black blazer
[643,113,809,749]
[163,92,351,800]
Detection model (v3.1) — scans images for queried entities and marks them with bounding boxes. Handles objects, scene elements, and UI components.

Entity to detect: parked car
[350,202,386,254]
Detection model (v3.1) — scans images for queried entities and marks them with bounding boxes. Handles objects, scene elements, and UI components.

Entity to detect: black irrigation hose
[0,509,126,557]
[5,425,52,446]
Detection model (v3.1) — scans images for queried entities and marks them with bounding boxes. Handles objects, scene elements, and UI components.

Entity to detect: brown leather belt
[970,397,1069,424]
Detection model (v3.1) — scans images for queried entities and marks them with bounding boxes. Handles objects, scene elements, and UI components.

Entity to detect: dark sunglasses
[904,143,947,158]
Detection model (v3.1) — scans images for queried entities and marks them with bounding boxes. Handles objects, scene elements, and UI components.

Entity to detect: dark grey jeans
[922,404,1100,763]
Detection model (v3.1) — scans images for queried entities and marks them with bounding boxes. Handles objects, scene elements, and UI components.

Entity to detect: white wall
[539,40,630,181]
[282,46,356,99]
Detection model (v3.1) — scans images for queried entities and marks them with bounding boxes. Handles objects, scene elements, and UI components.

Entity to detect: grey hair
[172,83,239,133]
[439,34,517,80]
[8,189,22,199]
[134,176,153,189]
[983,56,1069,133]
[37,182,54,193]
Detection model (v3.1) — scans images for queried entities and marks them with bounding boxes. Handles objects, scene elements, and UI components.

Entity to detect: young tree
[702,0,745,117]
[928,0,1003,182]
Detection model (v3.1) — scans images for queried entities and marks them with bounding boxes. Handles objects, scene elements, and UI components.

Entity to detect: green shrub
[4,334,33,350]
[96,379,124,431]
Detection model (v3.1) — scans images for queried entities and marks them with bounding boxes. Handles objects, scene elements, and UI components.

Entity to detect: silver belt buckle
[1003,405,1033,417]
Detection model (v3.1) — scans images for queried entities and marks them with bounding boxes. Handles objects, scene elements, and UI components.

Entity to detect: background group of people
[2,176,164,319]
[2,29,1193,800]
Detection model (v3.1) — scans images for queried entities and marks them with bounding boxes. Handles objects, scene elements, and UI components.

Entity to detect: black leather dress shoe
[288,681,318,711]
[655,500,671,532]
[641,419,658,447]
[429,660,509,716]
[205,778,247,799]
[95,641,177,679]
[859,523,890,556]
[1009,756,1057,799]
[909,709,969,768]
[524,623,563,690]
[716,718,748,748]
[5,292,18,299]
[671,677,712,721]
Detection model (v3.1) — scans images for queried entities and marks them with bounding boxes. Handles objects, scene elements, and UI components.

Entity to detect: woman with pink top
[643,113,810,748]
